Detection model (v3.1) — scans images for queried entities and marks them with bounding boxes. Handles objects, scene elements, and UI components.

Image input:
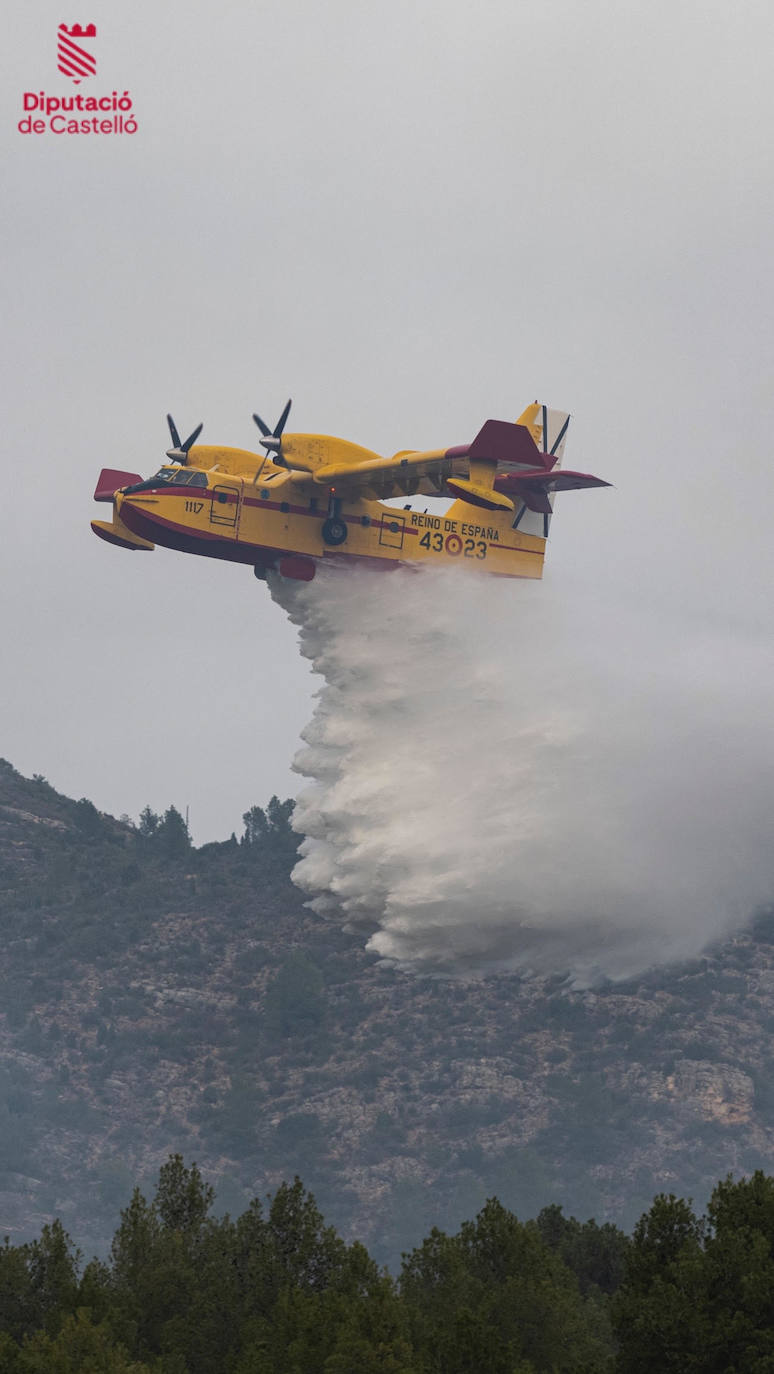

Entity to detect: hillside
[1,757,774,1266]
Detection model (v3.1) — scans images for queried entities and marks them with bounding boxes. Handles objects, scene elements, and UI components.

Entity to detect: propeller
[252,399,292,457]
[166,414,203,463]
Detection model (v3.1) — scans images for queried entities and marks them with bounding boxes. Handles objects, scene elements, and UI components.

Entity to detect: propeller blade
[167,414,182,449]
[165,415,202,463]
[550,414,570,457]
[181,422,203,453]
[253,399,292,458]
[274,399,292,437]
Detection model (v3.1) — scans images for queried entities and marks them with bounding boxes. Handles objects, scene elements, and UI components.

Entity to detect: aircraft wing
[298,447,464,500]
[289,420,549,502]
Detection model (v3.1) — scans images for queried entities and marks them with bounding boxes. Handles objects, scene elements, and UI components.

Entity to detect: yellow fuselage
[110,443,547,579]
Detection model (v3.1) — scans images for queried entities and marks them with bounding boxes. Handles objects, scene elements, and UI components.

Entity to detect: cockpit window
[123,467,209,495]
[168,469,209,487]
[123,468,176,494]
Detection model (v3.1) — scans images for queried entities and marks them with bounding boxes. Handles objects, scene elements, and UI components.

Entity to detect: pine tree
[137,806,159,838]
[155,1156,214,1236]
[612,1194,707,1373]
[155,806,190,856]
[15,1309,151,1372]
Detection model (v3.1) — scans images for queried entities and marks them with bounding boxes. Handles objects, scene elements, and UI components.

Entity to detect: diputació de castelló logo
[57,22,97,83]
[18,22,138,135]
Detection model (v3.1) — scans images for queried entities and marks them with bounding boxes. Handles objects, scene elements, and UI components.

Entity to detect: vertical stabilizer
[512,402,571,538]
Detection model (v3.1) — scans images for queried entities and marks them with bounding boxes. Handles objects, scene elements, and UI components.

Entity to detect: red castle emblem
[57,23,97,84]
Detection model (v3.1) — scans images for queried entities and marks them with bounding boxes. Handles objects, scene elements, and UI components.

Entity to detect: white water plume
[270,563,774,984]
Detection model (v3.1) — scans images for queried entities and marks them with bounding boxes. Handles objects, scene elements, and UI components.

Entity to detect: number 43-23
[419,531,486,559]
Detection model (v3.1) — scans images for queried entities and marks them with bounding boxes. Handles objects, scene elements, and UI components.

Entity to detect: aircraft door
[209,483,240,535]
[379,512,405,549]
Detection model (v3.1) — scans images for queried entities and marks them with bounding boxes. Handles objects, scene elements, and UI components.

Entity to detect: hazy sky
[3,0,773,841]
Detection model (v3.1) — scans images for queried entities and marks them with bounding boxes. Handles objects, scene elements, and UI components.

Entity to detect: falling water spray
[270,563,774,984]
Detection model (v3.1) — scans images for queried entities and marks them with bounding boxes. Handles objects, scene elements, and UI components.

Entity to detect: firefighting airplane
[91,401,609,582]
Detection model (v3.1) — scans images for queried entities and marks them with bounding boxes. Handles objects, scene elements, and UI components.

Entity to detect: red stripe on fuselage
[242,492,420,534]
[119,500,411,570]
[140,484,422,534]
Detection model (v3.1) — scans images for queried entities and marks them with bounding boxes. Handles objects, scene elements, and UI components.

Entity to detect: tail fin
[516,403,571,469]
[443,402,575,538]
[511,402,571,537]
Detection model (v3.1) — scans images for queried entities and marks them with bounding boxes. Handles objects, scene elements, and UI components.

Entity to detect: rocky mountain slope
[1,758,773,1267]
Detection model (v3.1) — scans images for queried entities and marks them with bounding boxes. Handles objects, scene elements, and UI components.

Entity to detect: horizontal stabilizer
[93,468,143,502]
[495,468,611,495]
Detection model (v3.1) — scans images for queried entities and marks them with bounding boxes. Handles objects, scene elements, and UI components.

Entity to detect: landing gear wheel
[321,516,348,546]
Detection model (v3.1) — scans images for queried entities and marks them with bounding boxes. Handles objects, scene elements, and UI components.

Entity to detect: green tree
[242,798,297,857]
[0,1222,80,1348]
[265,796,294,835]
[699,1172,774,1372]
[109,1188,161,1294]
[137,806,159,838]
[0,1331,21,1373]
[263,1178,349,1298]
[73,798,105,837]
[0,1237,36,1344]
[401,1201,612,1373]
[242,806,269,846]
[25,1221,80,1337]
[155,1155,214,1235]
[708,1168,774,1246]
[155,806,190,857]
[535,1205,629,1295]
[107,1162,238,1372]
[612,1195,707,1374]
[322,1267,417,1373]
[16,1309,150,1372]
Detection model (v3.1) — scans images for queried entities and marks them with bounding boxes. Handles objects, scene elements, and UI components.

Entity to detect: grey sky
[3,0,774,841]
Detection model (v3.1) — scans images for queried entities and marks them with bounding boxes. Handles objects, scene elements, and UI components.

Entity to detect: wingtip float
[91,401,610,583]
